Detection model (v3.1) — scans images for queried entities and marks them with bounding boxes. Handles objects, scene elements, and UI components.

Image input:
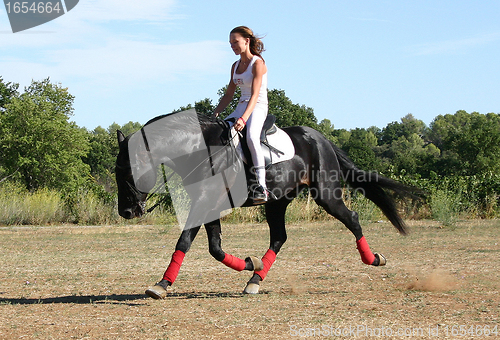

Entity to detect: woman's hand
[234,117,246,131]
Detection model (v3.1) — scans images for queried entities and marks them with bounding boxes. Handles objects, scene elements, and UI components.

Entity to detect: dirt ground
[0,219,499,339]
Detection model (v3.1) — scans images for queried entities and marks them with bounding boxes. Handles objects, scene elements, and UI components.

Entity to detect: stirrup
[250,185,268,202]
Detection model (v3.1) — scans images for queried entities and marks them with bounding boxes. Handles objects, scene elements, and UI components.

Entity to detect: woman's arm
[212,63,237,118]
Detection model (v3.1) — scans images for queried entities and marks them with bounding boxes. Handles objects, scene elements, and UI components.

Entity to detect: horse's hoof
[145,284,167,299]
[247,256,264,271]
[243,283,260,294]
[375,253,387,266]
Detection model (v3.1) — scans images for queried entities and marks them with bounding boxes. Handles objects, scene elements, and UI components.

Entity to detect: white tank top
[233,55,268,104]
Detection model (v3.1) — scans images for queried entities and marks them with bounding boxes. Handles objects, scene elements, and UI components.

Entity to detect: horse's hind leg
[145,226,201,299]
[313,188,385,267]
[244,199,290,294]
[204,220,263,272]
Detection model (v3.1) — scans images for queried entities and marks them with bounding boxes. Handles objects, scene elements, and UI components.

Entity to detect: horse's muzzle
[119,202,145,219]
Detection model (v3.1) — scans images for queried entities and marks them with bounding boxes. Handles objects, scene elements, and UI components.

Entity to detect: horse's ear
[117,130,125,144]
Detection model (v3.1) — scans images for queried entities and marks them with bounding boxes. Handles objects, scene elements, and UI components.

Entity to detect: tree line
[1,77,499,222]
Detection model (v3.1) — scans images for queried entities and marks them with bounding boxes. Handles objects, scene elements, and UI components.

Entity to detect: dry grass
[1,219,499,339]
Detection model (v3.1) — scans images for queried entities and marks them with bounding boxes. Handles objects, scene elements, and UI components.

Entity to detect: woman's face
[229,33,249,55]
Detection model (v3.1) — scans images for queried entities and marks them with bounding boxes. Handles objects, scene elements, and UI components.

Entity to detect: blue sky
[1,0,499,131]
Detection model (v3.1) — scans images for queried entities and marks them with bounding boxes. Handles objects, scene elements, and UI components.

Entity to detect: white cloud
[1,38,230,90]
[49,39,229,82]
[409,32,500,56]
[349,16,390,23]
[0,0,179,46]
[73,0,178,22]
[0,0,231,88]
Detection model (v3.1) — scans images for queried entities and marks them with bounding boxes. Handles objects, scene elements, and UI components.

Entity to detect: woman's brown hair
[231,26,265,60]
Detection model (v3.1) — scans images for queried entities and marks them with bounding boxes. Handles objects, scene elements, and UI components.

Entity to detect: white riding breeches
[226,101,268,188]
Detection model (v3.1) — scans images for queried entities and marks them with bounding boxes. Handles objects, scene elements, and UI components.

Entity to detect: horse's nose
[120,209,134,219]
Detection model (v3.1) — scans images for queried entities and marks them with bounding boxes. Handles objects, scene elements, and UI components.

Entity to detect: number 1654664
[5,2,62,14]
[442,325,498,337]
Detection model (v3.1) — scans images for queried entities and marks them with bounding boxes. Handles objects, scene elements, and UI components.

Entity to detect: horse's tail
[331,143,420,235]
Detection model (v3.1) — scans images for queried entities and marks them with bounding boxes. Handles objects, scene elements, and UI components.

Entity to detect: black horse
[115,110,417,299]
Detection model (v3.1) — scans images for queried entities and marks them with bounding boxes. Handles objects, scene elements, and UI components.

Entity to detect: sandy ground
[0,219,499,339]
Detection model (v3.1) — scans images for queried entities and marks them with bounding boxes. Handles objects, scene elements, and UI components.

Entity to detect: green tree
[194,98,215,116]
[0,78,89,192]
[429,110,500,176]
[0,77,19,111]
[184,87,319,128]
[341,128,382,171]
[332,129,351,148]
[380,113,426,145]
[173,98,215,117]
[268,89,317,128]
[317,118,335,141]
[83,121,142,191]
[84,126,116,177]
[385,133,440,177]
[373,114,442,177]
[0,78,21,181]
[215,86,241,118]
[113,121,143,137]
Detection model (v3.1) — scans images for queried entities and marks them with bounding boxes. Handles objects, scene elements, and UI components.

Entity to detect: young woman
[212,26,269,202]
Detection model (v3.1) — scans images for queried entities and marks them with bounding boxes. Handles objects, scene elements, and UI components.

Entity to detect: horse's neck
[147,121,223,175]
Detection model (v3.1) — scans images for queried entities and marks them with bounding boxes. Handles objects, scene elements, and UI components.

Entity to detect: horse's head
[115,130,156,219]
[115,111,231,220]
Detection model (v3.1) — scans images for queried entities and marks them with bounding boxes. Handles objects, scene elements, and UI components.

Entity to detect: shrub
[0,182,62,225]
[430,190,459,228]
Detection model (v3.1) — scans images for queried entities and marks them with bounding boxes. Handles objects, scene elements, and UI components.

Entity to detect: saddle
[224,114,295,169]
[259,115,284,159]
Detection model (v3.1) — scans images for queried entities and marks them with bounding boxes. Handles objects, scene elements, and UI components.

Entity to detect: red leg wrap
[255,249,276,281]
[162,250,185,283]
[356,236,376,265]
[221,253,246,271]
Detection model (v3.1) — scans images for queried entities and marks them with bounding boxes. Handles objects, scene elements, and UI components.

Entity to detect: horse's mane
[143,110,216,136]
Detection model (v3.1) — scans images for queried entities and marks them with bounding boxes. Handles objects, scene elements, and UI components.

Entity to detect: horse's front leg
[244,199,289,294]
[145,226,201,299]
[205,219,263,272]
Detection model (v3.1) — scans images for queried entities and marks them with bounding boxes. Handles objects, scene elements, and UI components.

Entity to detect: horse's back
[266,126,341,189]
[282,126,337,160]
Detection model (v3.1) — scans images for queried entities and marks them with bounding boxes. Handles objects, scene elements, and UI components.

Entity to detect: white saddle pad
[230,125,295,165]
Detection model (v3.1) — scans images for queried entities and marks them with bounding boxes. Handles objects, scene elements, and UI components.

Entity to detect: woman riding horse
[115,109,419,299]
[212,26,269,202]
